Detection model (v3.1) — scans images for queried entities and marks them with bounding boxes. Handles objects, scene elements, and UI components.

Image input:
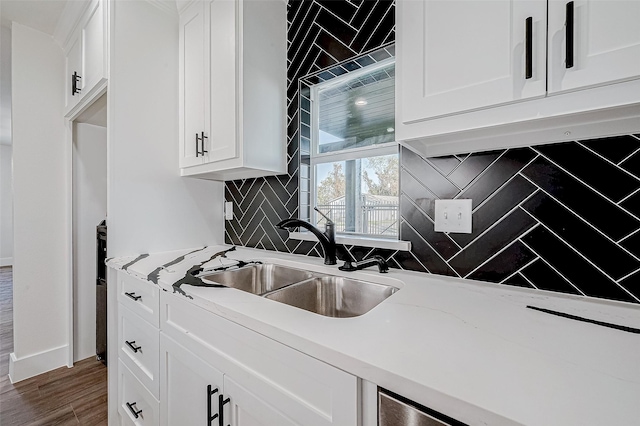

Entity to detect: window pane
[315,153,399,237]
[317,61,395,154]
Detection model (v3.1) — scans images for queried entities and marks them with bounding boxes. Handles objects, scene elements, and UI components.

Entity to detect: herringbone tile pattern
[399,136,640,303]
[225,0,395,260]
[225,1,640,304]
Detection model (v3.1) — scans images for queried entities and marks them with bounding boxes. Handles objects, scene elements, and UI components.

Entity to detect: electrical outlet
[434,199,472,233]
[225,202,233,220]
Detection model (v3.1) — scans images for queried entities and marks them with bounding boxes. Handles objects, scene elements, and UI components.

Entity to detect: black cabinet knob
[219,394,231,426]
[126,401,142,419]
[125,340,141,353]
[72,71,82,96]
[124,292,141,301]
[207,385,219,425]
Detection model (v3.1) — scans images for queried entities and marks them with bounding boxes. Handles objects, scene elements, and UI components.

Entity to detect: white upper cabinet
[178,0,286,181]
[64,33,82,112]
[62,0,107,117]
[205,0,238,163]
[81,0,106,99]
[400,0,546,121]
[548,0,640,93]
[397,0,640,156]
[179,1,207,168]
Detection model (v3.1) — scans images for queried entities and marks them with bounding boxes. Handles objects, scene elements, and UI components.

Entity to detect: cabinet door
[179,1,207,168]
[119,361,160,426]
[65,33,82,112]
[81,0,106,95]
[223,375,297,426]
[160,334,224,426]
[399,0,546,122]
[548,0,640,93]
[204,0,238,163]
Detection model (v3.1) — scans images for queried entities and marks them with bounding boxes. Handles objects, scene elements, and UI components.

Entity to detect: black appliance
[96,219,107,365]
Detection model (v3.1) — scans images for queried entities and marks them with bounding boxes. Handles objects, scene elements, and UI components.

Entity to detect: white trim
[314,57,395,91]
[289,231,411,251]
[144,0,178,16]
[8,345,70,383]
[53,0,92,48]
[400,102,640,158]
[0,257,12,267]
[65,79,108,121]
[311,143,398,165]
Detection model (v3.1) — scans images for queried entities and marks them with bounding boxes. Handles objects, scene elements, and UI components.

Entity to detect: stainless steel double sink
[200,263,398,318]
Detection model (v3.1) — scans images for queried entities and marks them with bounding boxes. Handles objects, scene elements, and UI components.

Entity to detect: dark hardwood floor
[0,266,108,425]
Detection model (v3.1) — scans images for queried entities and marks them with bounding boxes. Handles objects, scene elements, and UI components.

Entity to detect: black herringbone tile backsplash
[225,1,640,304]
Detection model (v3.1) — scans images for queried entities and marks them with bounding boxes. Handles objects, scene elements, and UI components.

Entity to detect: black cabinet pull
[125,340,141,353]
[72,71,82,96]
[200,132,208,155]
[566,1,574,68]
[126,401,142,419]
[207,385,219,425]
[219,394,230,426]
[196,133,202,157]
[525,17,533,79]
[124,292,141,301]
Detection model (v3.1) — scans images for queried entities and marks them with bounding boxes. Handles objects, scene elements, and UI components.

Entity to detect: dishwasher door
[379,389,464,426]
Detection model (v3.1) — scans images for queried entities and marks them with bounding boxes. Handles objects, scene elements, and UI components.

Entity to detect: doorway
[72,93,107,362]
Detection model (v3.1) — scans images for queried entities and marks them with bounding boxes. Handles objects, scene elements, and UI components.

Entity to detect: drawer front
[161,292,358,426]
[119,304,160,399]
[118,360,160,426]
[118,271,160,327]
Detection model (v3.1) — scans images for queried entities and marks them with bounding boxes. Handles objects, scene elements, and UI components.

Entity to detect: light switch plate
[225,202,233,220]
[434,199,472,233]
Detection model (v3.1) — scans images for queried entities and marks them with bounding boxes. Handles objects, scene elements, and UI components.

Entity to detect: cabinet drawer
[118,360,160,426]
[119,304,160,399]
[161,292,358,426]
[118,271,159,327]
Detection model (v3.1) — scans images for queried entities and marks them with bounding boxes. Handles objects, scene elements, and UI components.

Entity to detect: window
[299,45,398,240]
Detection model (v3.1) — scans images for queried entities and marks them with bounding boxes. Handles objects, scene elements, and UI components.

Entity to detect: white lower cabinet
[115,277,359,425]
[160,334,224,426]
[223,375,298,426]
[159,291,358,426]
[119,305,160,399]
[160,334,297,426]
[119,360,160,426]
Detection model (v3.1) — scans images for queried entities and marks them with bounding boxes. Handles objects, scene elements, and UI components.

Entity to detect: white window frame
[305,58,402,243]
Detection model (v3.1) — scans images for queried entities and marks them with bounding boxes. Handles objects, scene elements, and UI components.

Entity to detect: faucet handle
[338,260,357,272]
[314,207,334,225]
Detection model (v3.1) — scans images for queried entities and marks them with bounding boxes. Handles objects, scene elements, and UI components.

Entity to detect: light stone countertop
[107,245,640,426]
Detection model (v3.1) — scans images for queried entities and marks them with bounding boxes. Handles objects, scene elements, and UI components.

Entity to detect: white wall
[0,145,12,266]
[10,23,69,382]
[73,122,107,362]
[1,24,13,266]
[107,3,224,422]
[107,1,223,257]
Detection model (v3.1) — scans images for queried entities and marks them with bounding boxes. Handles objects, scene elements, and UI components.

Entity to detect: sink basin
[264,276,398,318]
[200,263,313,295]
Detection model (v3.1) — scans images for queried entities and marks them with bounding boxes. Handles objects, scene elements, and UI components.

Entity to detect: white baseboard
[9,345,70,383]
[0,257,13,267]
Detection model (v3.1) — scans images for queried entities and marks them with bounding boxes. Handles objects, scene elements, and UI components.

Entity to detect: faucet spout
[276,218,337,265]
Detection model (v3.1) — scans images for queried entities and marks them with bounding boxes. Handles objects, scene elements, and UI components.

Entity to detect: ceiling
[0,0,68,35]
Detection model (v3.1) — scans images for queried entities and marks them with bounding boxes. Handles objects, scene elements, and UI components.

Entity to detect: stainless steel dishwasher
[379,388,467,426]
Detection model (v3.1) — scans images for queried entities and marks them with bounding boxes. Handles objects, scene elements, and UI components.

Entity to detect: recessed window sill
[288,231,411,251]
